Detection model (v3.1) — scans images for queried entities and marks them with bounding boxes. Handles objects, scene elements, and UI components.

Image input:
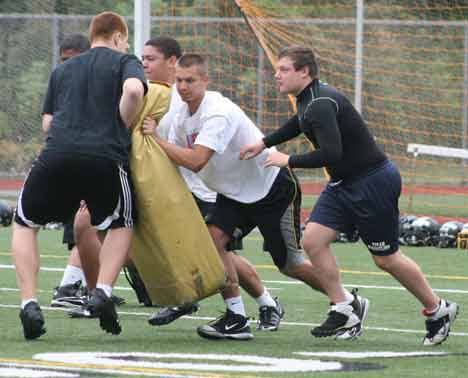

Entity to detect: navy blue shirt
[42,46,147,164]
[263,79,386,181]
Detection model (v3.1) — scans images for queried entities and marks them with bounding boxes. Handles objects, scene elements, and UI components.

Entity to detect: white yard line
[0,303,467,337]
[1,261,468,294]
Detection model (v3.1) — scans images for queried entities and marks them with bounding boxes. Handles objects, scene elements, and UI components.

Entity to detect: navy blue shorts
[309,160,401,256]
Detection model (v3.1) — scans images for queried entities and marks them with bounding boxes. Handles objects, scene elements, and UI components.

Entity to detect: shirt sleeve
[121,54,148,96]
[194,115,235,154]
[42,70,56,115]
[288,99,342,169]
[262,114,301,148]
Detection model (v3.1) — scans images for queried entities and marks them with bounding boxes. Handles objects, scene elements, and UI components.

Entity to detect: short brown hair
[89,11,128,43]
[176,53,208,76]
[278,45,319,78]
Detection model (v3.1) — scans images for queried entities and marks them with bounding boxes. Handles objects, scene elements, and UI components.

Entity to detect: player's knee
[279,249,307,277]
[302,230,322,256]
[372,250,401,272]
[73,211,91,243]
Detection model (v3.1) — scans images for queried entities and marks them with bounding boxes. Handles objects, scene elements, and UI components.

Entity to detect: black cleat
[111,294,126,306]
[148,303,199,326]
[87,288,121,335]
[311,290,368,339]
[51,280,85,308]
[335,288,369,340]
[19,302,46,340]
[423,299,459,346]
[257,297,284,331]
[197,309,253,340]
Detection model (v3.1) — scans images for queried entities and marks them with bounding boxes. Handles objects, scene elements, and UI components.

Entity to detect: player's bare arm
[154,135,214,172]
[120,78,145,128]
[239,139,265,160]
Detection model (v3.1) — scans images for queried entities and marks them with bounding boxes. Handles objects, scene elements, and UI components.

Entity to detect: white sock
[96,283,112,298]
[60,265,84,287]
[336,289,355,306]
[255,289,276,308]
[224,296,246,316]
[21,298,38,309]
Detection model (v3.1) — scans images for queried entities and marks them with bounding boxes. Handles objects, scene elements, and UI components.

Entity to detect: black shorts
[309,160,401,256]
[15,150,136,230]
[62,220,75,250]
[208,167,302,270]
[192,194,243,251]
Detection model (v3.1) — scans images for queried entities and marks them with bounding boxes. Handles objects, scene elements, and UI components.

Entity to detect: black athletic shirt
[263,79,387,181]
[42,46,147,164]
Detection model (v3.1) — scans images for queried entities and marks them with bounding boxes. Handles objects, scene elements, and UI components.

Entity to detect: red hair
[89,11,128,43]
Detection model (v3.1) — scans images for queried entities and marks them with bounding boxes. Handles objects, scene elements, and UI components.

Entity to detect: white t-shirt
[169,91,279,204]
[159,87,217,203]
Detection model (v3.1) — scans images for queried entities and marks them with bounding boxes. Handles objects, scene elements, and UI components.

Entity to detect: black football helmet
[398,214,418,246]
[0,200,13,227]
[405,216,440,247]
[438,221,464,248]
[335,229,360,243]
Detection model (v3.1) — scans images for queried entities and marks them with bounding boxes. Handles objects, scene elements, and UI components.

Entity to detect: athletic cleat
[87,288,121,335]
[148,303,199,326]
[336,288,369,340]
[197,309,253,340]
[111,294,126,306]
[423,299,459,346]
[19,302,46,340]
[50,281,85,308]
[68,305,96,319]
[257,297,284,331]
[311,292,364,338]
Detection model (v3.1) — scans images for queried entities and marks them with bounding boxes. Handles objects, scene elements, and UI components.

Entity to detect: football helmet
[398,214,418,246]
[438,221,464,248]
[0,200,13,227]
[457,223,468,249]
[335,229,360,243]
[405,216,440,247]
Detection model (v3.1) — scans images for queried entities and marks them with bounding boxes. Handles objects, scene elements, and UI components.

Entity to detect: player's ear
[168,55,177,66]
[300,65,310,79]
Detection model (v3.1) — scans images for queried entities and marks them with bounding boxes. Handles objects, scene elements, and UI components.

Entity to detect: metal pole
[51,13,59,68]
[354,0,364,113]
[134,0,151,58]
[462,25,468,185]
[256,45,264,127]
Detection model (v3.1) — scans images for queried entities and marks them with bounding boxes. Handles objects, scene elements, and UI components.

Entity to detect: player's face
[175,65,208,106]
[275,56,307,95]
[59,49,80,63]
[142,46,173,83]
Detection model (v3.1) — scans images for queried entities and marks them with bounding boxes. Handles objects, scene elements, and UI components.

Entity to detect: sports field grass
[0,227,467,377]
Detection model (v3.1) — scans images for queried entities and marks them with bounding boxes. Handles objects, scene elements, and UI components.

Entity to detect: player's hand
[264,150,290,167]
[239,140,265,160]
[141,117,157,135]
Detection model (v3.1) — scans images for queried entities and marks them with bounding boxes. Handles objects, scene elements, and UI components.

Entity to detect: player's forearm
[119,79,145,128]
[156,138,206,172]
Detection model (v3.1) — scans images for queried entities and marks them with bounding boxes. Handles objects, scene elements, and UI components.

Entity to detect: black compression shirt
[263,79,387,181]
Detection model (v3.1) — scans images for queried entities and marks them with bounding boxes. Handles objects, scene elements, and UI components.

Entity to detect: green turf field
[0,227,467,377]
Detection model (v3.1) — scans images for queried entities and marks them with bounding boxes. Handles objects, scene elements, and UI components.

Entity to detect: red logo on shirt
[186,132,198,148]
